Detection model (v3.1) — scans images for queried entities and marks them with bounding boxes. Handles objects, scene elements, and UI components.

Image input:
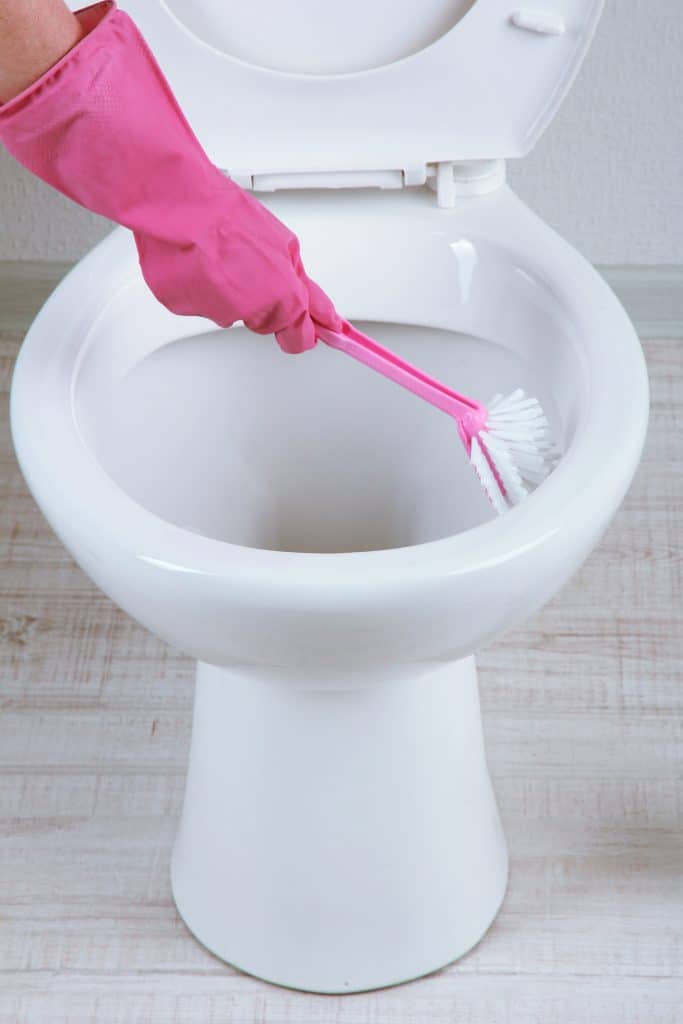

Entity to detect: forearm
[0,1,337,350]
[0,0,84,102]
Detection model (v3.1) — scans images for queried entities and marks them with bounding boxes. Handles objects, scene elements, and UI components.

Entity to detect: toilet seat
[77,0,605,184]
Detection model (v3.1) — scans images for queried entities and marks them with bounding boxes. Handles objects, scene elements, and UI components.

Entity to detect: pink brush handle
[316,321,486,427]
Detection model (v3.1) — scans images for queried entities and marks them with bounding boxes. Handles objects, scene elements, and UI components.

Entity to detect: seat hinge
[230,160,505,205]
[426,160,507,208]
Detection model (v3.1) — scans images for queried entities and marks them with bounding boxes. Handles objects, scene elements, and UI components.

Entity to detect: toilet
[11,0,649,994]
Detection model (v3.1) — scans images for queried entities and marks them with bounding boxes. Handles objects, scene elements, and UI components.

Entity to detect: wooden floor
[1,265,681,1024]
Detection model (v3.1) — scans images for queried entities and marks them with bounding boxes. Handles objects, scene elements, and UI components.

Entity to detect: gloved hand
[0,1,341,353]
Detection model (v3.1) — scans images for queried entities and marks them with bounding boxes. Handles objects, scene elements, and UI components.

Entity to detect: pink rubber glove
[0,1,341,353]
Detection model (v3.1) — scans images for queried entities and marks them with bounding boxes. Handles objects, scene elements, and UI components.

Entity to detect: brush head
[469,389,559,514]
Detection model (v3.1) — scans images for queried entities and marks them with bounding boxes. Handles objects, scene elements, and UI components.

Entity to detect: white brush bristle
[471,389,559,514]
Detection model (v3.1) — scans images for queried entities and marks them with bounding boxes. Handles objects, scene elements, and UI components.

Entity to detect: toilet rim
[11,220,648,590]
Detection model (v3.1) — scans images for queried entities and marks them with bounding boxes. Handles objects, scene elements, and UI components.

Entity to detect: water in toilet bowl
[76,321,563,555]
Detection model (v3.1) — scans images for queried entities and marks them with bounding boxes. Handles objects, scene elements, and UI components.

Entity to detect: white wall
[0,0,681,264]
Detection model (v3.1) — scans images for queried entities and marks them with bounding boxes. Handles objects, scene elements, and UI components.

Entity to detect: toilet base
[171,657,508,993]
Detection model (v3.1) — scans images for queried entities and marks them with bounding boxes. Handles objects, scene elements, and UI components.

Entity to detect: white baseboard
[1,262,682,339]
[601,266,683,339]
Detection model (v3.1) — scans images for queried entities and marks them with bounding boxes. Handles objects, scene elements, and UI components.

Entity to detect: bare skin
[0,0,84,103]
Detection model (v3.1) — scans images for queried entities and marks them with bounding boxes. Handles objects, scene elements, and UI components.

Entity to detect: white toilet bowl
[11,0,650,993]
[11,181,648,991]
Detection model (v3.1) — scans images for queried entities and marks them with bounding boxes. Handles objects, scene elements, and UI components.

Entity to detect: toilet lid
[97,0,604,181]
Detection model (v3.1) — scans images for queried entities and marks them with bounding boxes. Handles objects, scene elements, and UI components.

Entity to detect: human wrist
[0,0,96,103]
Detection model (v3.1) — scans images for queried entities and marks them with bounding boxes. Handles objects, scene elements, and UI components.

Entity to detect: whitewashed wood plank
[0,974,681,1024]
[603,266,683,339]
[2,261,681,339]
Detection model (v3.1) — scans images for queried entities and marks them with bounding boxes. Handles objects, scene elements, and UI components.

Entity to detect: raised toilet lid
[77,0,604,183]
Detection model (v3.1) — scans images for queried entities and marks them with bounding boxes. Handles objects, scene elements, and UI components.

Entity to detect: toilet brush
[316,320,558,514]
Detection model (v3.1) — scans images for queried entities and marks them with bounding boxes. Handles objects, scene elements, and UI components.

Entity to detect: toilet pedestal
[171,657,508,993]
